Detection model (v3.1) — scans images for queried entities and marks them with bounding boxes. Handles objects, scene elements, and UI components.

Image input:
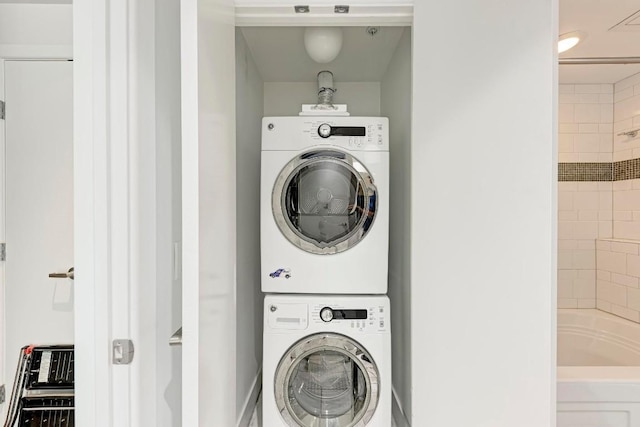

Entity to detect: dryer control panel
[310,302,388,333]
[262,116,389,151]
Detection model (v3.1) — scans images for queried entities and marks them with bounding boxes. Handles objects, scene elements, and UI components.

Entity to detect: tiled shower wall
[593,73,640,322]
[558,84,613,309]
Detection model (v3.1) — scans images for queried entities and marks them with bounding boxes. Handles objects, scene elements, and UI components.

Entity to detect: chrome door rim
[274,333,380,427]
[272,150,378,255]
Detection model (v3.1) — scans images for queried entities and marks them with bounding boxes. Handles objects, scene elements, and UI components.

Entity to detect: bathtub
[557,309,640,427]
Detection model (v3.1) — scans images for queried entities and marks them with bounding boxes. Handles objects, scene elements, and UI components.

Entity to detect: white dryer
[263,294,391,427]
[261,117,389,294]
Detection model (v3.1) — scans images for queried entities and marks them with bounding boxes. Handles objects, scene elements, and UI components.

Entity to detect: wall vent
[609,9,640,32]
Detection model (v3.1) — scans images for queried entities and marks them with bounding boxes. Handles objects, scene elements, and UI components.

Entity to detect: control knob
[320,307,333,322]
[318,123,332,138]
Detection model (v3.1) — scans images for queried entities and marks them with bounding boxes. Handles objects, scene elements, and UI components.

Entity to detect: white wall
[0,4,72,57]
[411,0,557,425]
[263,82,380,116]
[380,27,412,426]
[235,29,263,426]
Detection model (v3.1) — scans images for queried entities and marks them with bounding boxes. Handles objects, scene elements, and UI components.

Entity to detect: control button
[320,307,333,322]
[351,321,355,328]
[380,321,384,328]
[379,307,384,313]
[318,123,332,138]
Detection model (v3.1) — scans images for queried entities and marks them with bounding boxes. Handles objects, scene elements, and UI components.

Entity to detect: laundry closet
[180,2,556,426]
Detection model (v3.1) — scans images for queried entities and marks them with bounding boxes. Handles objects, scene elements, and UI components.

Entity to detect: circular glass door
[274,333,380,427]
[273,150,377,255]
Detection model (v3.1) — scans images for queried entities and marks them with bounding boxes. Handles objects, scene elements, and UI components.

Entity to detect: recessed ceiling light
[558,31,586,54]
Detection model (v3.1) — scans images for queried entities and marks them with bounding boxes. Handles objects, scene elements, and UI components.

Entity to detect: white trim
[392,387,411,427]
[0,45,72,59]
[237,370,262,427]
[235,5,413,26]
[0,58,6,419]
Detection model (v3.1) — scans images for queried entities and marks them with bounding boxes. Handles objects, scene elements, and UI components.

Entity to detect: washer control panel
[303,120,386,148]
[311,303,388,332]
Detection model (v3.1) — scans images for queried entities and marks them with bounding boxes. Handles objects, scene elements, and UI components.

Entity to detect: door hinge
[112,339,134,365]
[0,243,6,261]
[0,101,4,120]
[0,384,5,404]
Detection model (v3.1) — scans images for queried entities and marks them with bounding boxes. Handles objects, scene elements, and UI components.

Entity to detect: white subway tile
[574,192,600,210]
[613,211,633,221]
[601,84,614,94]
[578,153,599,162]
[577,182,599,191]
[610,304,640,323]
[614,190,640,211]
[614,221,640,241]
[558,134,574,152]
[628,254,640,277]
[558,249,574,269]
[558,221,575,239]
[578,211,598,221]
[627,288,640,312]
[613,149,635,162]
[558,280,574,298]
[574,221,599,239]
[614,86,635,103]
[600,104,614,123]
[613,180,633,191]
[597,280,627,306]
[559,123,580,133]
[578,123,599,133]
[558,239,578,250]
[577,299,596,308]
[599,192,613,210]
[558,298,578,309]
[598,153,613,162]
[559,104,575,123]
[599,221,613,238]
[597,250,627,273]
[599,93,614,103]
[615,72,640,93]
[598,182,613,191]
[575,84,603,94]
[573,250,596,269]
[574,278,596,299]
[559,84,575,94]
[559,153,579,162]
[577,240,596,250]
[559,269,578,280]
[633,211,640,221]
[559,93,576,104]
[599,210,613,221]
[558,192,574,211]
[614,118,633,133]
[559,182,578,192]
[558,211,578,221]
[575,104,601,123]
[597,299,612,312]
[597,269,611,281]
[596,239,611,251]
[611,272,639,288]
[599,124,614,134]
[610,241,639,255]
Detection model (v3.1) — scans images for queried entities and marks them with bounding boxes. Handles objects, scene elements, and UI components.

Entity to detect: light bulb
[304,27,343,63]
[558,31,586,54]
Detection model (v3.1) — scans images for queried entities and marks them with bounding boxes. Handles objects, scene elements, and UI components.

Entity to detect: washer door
[273,150,377,254]
[274,333,380,427]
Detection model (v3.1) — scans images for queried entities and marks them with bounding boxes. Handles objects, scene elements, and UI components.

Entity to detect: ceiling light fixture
[558,31,586,54]
[304,27,343,63]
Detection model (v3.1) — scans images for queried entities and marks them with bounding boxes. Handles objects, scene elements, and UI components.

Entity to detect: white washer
[263,294,391,427]
[261,117,389,294]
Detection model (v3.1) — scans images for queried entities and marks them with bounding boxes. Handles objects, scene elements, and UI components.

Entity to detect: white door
[3,60,73,412]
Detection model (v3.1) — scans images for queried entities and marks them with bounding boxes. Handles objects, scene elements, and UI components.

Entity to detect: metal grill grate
[26,348,74,390]
[18,397,74,427]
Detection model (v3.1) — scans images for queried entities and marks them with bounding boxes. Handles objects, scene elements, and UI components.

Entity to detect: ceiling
[560,0,640,83]
[239,26,405,82]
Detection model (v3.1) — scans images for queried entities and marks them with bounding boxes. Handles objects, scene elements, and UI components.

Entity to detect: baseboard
[392,387,411,427]
[237,369,262,427]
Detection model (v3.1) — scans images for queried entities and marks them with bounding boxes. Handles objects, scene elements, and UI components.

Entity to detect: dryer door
[273,150,377,255]
[274,333,380,427]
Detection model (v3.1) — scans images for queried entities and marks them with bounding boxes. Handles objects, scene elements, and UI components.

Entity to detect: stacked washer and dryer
[261,111,392,426]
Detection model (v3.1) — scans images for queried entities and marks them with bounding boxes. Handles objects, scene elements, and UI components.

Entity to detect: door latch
[112,339,134,365]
